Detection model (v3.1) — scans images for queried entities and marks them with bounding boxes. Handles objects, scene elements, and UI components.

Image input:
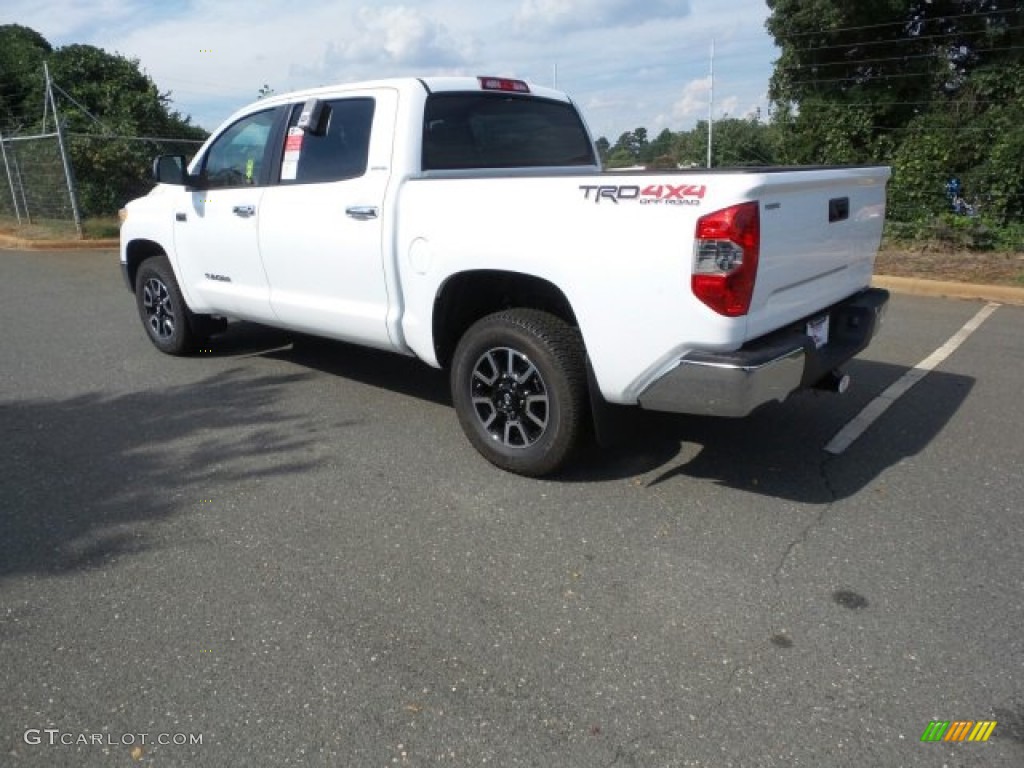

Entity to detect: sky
[3,0,780,141]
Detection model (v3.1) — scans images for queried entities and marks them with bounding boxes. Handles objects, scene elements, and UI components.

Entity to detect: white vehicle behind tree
[120,76,890,476]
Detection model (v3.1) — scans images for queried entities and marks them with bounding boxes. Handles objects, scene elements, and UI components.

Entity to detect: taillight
[691,201,760,317]
[478,77,530,93]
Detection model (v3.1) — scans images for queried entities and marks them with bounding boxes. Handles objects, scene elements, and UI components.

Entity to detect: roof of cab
[208,76,573,137]
[252,76,569,110]
[419,76,568,102]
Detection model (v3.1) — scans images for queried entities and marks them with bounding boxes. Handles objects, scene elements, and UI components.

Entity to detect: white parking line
[824,302,1001,455]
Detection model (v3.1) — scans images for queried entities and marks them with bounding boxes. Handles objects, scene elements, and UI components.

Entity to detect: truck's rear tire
[451,309,587,477]
[135,255,197,356]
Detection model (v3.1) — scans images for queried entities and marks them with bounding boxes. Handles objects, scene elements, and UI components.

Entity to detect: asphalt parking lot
[1,248,1022,767]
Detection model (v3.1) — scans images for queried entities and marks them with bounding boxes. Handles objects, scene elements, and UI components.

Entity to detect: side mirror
[153,155,187,185]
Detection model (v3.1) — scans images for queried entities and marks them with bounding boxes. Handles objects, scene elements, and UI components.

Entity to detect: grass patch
[885,216,1024,252]
[0,216,79,240]
[82,217,120,239]
[0,215,119,240]
[876,242,1024,287]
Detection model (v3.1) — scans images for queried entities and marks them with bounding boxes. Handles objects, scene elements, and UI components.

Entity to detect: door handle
[346,206,379,221]
[232,205,256,218]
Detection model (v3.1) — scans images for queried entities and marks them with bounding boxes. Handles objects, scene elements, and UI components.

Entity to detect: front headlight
[118,207,128,224]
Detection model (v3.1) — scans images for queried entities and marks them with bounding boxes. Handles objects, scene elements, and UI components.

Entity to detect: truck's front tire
[451,310,587,477]
[135,255,197,356]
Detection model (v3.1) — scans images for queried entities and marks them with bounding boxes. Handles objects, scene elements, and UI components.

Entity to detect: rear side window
[280,98,375,184]
[422,94,595,171]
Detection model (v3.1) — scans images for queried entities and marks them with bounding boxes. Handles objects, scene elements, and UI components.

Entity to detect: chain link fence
[0,66,205,239]
[0,131,76,234]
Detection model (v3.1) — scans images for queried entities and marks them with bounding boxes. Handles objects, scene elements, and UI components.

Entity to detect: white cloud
[716,96,742,118]
[513,0,690,34]
[1,0,776,137]
[0,0,144,41]
[671,76,712,123]
[349,6,467,67]
[64,2,473,127]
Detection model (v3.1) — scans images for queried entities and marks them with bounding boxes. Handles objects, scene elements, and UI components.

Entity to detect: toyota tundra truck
[119,75,890,476]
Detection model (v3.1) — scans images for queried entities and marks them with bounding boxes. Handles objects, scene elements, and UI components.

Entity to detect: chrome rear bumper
[638,288,889,417]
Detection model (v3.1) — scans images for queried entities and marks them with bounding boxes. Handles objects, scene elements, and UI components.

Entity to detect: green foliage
[606,128,649,166]
[605,148,638,168]
[45,43,207,215]
[709,118,779,166]
[644,129,675,165]
[932,214,996,251]
[596,117,780,171]
[887,113,955,222]
[82,216,121,239]
[0,25,51,128]
[764,0,1024,250]
[0,29,208,217]
[886,214,1024,251]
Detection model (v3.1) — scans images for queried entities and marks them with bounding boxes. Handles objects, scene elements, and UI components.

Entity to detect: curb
[0,234,118,250]
[872,275,1024,306]
[2,234,1022,306]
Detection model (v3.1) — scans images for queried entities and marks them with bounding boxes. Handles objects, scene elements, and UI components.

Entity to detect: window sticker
[281,126,304,181]
[245,157,255,182]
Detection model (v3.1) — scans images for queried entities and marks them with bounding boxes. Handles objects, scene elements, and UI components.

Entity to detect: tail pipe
[815,369,851,394]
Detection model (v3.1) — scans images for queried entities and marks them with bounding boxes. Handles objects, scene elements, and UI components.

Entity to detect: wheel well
[124,239,166,292]
[433,270,578,368]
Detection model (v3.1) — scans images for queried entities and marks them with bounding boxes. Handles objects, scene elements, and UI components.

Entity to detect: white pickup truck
[120,75,890,476]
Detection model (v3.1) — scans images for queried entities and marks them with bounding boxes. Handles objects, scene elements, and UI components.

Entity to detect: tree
[0,25,52,130]
[766,0,1024,230]
[1,29,208,217]
[641,128,676,167]
[767,1,1022,153]
[607,128,649,165]
[597,119,780,170]
[46,42,207,215]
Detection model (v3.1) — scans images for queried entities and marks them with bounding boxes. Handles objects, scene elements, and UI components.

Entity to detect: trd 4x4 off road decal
[579,184,707,206]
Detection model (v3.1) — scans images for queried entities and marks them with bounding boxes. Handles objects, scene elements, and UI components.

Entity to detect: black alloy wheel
[451,309,587,477]
[135,255,197,356]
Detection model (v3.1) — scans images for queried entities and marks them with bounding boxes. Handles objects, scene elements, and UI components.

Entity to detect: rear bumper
[637,288,889,417]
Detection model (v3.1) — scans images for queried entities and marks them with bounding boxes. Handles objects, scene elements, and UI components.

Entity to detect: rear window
[422,93,595,171]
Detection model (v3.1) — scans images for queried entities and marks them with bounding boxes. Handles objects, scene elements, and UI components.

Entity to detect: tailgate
[746,167,890,340]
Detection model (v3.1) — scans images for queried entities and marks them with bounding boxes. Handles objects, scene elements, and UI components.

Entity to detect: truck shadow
[226,323,974,504]
[178,324,450,405]
[0,369,322,584]
[567,359,975,503]
[263,331,452,406]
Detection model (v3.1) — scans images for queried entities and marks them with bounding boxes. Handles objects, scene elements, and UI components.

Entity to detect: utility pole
[45,61,82,237]
[707,39,715,169]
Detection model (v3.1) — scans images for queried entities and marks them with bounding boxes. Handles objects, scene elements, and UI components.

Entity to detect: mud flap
[587,357,634,448]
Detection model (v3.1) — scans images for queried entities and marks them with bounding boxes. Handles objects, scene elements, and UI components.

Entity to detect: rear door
[257,90,398,349]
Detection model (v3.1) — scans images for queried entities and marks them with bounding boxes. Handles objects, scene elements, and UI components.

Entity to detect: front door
[171,107,280,321]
